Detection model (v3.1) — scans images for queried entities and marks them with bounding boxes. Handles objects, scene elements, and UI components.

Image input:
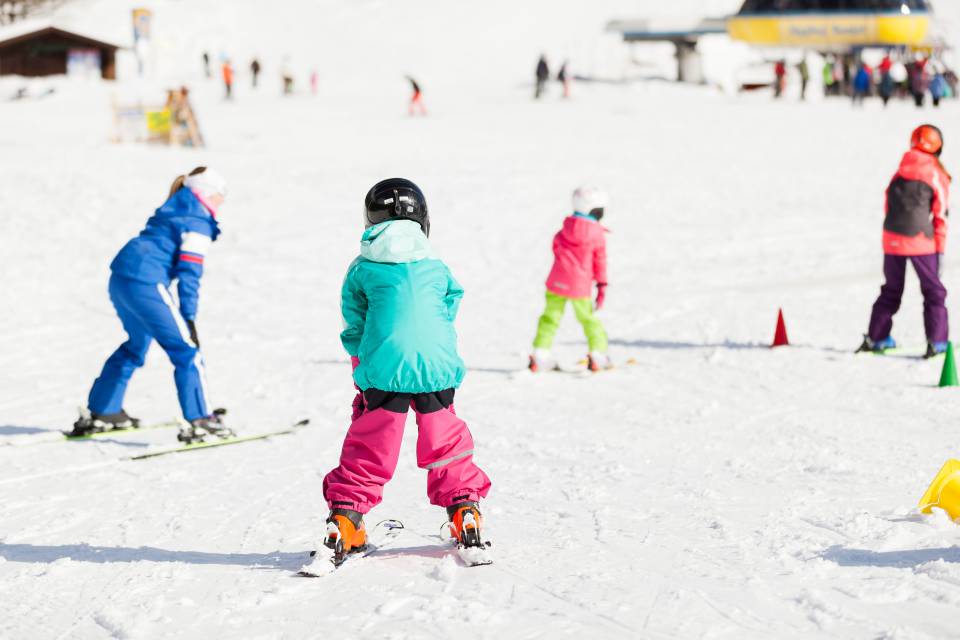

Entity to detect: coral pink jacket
[546,215,608,299]
[883,149,951,256]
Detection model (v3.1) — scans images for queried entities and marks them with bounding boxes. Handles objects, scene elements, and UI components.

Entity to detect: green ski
[130,419,310,461]
[62,421,180,441]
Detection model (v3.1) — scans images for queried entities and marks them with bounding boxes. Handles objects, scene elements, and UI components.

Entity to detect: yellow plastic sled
[918,460,960,521]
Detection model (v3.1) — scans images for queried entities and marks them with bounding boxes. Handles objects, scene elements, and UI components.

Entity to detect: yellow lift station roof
[728,1,932,49]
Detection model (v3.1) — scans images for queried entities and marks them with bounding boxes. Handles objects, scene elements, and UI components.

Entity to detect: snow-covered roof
[0,23,122,50]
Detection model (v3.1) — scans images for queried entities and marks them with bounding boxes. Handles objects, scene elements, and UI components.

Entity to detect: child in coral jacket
[315,178,492,570]
[529,185,610,372]
[859,124,952,358]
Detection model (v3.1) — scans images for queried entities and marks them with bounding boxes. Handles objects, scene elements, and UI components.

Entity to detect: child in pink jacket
[529,185,610,372]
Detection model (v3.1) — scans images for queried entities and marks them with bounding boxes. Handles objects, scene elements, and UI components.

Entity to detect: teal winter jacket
[341,220,466,393]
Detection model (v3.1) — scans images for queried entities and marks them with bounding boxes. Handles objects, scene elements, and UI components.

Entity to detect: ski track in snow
[3,0,960,638]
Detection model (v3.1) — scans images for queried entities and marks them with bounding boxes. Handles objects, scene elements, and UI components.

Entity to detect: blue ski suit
[87,188,220,421]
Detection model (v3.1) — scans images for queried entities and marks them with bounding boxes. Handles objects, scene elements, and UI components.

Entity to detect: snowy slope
[3,1,960,639]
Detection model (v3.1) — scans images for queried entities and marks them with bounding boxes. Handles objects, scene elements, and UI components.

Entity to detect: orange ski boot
[446,501,492,566]
[325,508,367,566]
[447,501,484,548]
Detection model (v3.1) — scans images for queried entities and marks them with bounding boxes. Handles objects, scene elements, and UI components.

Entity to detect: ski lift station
[608,0,940,84]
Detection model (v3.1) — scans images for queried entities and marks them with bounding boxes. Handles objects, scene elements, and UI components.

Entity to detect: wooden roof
[0,26,121,51]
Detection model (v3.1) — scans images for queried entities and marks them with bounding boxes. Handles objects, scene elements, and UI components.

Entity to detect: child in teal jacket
[317,178,491,570]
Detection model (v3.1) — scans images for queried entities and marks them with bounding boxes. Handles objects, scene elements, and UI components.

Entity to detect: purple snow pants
[868,253,948,343]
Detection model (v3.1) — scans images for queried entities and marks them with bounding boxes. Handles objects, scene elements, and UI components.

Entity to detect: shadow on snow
[0,541,452,570]
[821,544,960,568]
[605,338,768,351]
[0,426,55,436]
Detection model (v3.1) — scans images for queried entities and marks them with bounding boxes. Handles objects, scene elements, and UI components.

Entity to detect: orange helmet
[911,124,943,157]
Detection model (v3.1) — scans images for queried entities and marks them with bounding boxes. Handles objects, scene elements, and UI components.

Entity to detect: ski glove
[186,320,200,348]
[350,356,365,419]
[595,283,607,311]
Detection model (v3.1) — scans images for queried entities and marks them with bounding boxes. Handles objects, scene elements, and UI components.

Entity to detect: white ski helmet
[572,185,608,219]
[184,167,228,200]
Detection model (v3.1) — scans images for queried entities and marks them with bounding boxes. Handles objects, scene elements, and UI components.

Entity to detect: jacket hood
[901,149,952,182]
[558,214,603,245]
[156,188,222,240]
[361,220,435,264]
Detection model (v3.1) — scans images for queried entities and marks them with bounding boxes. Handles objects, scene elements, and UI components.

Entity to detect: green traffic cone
[939,342,959,388]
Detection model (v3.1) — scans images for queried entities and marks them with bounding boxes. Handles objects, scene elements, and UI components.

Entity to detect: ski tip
[294,419,310,427]
[457,543,493,567]
[296,559,335,577]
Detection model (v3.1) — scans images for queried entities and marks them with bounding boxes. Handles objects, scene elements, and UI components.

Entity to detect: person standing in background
[311,69,319,96]
[250,58,261,89]
[774,59,786,98]
[558,60,571,99]
[407,76,427,116]
[796,57,809,101]
[202,51,211,78]
[535,54,550,100]
[879,54,894,106]
[910,56,930,107]
[930,64,947,108]
[852,62,872,107]
[823,57,835,97]
[222,60,234,100]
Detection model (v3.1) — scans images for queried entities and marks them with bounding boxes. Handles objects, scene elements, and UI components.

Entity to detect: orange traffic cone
[772,308,789,348]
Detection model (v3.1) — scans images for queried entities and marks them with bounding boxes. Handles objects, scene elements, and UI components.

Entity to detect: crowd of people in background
[200,51,413,110]
[776,51,958,107]
[201,50,319,101]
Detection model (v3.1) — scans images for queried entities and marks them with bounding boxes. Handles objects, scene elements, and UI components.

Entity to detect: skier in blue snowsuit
[71,167,232,443]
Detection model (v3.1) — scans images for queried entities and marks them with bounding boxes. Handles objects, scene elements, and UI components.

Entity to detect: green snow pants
[533,291,608,353]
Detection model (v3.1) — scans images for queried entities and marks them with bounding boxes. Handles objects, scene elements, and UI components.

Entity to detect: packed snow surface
[3,1,960,638]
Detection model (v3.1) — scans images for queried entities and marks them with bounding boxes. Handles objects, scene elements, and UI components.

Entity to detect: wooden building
[0,26,119,79]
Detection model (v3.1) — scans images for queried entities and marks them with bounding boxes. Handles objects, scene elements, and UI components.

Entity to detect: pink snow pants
[323,390,491,514]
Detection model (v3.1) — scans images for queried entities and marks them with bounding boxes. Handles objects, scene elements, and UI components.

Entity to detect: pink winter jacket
[545,214,608,299]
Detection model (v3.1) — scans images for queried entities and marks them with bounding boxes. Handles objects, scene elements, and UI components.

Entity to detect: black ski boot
[856,335,896,354]
[925,341,949,359]
[177,408,232,444]
[68,409,139,436]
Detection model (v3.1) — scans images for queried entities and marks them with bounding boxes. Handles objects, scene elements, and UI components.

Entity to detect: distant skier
[310,69,319,96]
[558,60,570,98]
[529,186,610,372]
[222,60,234,100]
[858,125,952,358]
[910,56,929,107]
[71,168,232,442]
[535,54,549,99]
[406,76,426,115]
[250,58,261,89]
[796,58,809,101]
[930,66,948,108]
[879,55,895,107]
[852,62,872,106]
[281,58,294,95]
[774,59,787,98]
[202,51,211,78]
[318,178,491,567]
[822,58,836,97]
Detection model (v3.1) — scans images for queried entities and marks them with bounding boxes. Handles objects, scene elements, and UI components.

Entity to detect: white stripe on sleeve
[180,231,212,256]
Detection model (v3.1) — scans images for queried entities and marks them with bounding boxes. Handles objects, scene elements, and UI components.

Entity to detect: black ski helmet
[363,178,430,236]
